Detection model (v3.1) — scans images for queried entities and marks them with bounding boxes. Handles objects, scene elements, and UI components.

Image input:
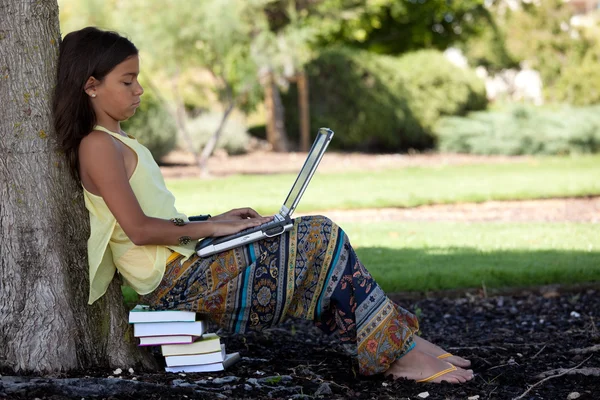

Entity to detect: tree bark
[297,70,310,152]
[261,70,289,152]
[0,0,156,373]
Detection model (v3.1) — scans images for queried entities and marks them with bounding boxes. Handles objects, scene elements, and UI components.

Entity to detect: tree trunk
[297,70,310,152]
[0,0,157,373]
[261,70,289,152]
[198,103,234,177]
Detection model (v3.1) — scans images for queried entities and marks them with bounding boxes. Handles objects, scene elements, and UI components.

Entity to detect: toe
[449,356,471,367]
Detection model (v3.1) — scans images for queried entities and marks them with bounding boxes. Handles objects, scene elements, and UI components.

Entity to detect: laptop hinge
[279,205,290,217]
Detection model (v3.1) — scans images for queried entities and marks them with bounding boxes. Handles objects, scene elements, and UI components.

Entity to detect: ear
[84,76,99,96]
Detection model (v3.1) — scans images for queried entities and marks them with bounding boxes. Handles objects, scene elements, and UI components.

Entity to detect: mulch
[3,284,599,400]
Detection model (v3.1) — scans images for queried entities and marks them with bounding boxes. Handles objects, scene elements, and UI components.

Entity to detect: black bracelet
[188,214,211,221]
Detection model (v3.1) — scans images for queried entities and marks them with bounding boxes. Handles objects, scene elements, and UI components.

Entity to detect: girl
[53,26,474,384]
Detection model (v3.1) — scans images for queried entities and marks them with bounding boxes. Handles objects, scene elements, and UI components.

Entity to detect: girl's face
[87,55,144,122]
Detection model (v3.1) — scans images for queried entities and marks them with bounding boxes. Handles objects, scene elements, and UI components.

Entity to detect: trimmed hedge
[121,94,178,162]
[436,105,600,155]
[282,48,487,152]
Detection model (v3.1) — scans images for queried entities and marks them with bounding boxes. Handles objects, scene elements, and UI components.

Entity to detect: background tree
[461,0,597,102]
[0,0,155,373]
[255,1,317,151]
[307,0,491,55]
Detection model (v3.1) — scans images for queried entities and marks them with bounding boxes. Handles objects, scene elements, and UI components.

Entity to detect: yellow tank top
[84,125,195,305]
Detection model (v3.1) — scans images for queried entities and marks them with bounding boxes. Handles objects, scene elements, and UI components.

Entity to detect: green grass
[167,155,600,216]
[342,222,600,293]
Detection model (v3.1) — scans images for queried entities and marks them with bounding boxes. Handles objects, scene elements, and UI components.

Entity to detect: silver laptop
[195,127,334,257]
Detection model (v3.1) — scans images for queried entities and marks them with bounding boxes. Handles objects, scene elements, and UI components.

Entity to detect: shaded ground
[3,285,599,400]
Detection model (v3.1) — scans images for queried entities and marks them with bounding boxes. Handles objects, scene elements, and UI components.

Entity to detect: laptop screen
[281,128,334,216]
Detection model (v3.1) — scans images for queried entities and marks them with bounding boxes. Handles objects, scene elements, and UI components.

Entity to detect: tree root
[568,344,600,354]
[512,355,593,400]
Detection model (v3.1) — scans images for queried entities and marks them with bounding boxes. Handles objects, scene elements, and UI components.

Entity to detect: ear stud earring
[91,94,97,98]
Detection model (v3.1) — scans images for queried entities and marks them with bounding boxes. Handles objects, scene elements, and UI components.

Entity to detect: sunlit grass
[167,155,600,216]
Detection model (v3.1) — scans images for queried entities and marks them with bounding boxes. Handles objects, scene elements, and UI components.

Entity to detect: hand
[211,207,263,222]
[211,215,274,237]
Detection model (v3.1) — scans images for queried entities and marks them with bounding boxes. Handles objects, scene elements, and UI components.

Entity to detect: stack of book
[129,305,240,373]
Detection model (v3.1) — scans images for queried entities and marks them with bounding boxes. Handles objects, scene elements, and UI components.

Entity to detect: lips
[133,100,141,106]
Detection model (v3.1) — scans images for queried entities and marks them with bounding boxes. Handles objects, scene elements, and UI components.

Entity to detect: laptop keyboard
[236,220,279,236]
[214,219,282,243]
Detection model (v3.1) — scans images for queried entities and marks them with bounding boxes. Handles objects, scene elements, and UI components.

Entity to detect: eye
[124,82,132,86]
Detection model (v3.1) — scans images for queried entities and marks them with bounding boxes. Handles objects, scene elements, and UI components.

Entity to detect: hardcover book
[161,333,221,356]
[165,352,241,373]
[128,305,197,324]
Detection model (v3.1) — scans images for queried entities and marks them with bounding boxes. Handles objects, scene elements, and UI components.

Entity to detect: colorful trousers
[141,216,419,375]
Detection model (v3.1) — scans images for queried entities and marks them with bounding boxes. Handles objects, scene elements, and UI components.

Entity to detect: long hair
[52,27,138,180]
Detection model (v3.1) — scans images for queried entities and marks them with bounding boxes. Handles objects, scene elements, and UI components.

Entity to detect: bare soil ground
[160,151,534,178]
[298,197,600,223]
[3,285,599,400]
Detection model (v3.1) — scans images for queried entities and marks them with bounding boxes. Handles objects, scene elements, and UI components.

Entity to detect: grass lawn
[343,222,600,293]
[168,155,600,216]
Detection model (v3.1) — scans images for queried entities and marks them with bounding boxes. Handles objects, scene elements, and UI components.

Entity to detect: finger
[244,207,261,218]
[246,219,264,227]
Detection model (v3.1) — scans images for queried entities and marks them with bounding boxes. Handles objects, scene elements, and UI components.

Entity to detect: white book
[138,335,197,346]
[161,333,221,356]
[128,305,197,324]
[165,352,241,373]
[133,321,206,337]
[165,344,226,367]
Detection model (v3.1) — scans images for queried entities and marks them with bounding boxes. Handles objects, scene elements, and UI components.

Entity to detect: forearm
[131,217,215,246]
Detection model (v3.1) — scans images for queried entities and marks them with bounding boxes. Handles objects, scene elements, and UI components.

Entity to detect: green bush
[551,49,600,106]
[436,105,600,155]
[121,94,178,162]
[182,111,250,155]
[282,48,487,152]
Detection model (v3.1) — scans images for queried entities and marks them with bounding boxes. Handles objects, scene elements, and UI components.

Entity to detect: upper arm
[79,131,148,244]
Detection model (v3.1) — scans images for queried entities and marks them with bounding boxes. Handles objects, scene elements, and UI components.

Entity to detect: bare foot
[384,349,474,384]
[413,336,472,368]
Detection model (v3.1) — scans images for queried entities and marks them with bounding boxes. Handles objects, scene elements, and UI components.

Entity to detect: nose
[135,81,144,96]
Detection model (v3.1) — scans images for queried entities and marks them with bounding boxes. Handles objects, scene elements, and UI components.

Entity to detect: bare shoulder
[79,130,120,164]
[78,130,127,187]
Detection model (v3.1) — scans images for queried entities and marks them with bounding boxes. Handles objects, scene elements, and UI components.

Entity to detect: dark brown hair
[52,27,138,180]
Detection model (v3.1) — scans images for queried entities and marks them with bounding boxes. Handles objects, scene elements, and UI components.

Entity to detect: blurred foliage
[461,0,599,104]
[436,105,600,155]
[58,0,600,158]
[552,44,600,106]
[120,91,178,161]
[183,112,251,156]
[116,0,269,112]
[282,48,487,151]
[306,0,491,54]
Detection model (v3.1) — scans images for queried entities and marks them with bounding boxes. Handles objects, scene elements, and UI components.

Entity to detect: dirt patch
[160,151,532,179]
[299,197,600,223]
[4,285,598,399]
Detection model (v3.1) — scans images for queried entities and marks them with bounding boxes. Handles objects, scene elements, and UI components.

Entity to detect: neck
[95,117,121,135]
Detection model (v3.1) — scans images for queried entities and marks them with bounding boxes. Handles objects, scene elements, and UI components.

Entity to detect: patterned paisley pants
[141,216,419,375]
